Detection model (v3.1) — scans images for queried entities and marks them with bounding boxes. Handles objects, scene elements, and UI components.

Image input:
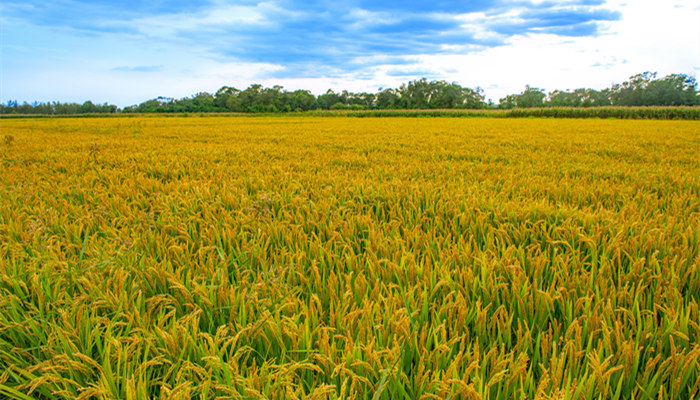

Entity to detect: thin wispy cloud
[1,0,697,105]
[111,65,163,72]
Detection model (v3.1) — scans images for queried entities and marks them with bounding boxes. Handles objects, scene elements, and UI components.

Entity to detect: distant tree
[517,86,546,108]
[610,72,654,106]
[284,90,316,111]
[462,87,486,109]
[375,88,401,109]
[214,86,241,111]
[397,79,485,109]
[499,86,545,108]
[548,88,611,107]
[399,78,431,109]
[498,94,518,109]
[606,72,700,106]
[3,71,696,114]
[0,99,118,114]
[646,74,699,105]
[430,81,463,108]
[548,90,579,107]
[79,101,98,113]
[343,91,374,109]
[317,89,342,109]
[185,92,217,112]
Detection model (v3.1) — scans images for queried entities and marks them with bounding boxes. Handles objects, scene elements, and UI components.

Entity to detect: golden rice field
[0,116,698,400]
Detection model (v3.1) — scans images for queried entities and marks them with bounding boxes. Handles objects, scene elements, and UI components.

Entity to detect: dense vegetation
[334,106,700,120]
[1,117,698,399]
[1,72,697,115]
[0,101,119,115]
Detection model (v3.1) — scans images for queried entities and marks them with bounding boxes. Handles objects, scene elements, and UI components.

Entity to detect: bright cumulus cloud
[1,0,698,106]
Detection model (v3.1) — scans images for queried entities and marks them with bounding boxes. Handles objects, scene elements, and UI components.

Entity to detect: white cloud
[128,2,289,38]
[1,0,697,106]
[363,0,700,101]
[3,59,288,106]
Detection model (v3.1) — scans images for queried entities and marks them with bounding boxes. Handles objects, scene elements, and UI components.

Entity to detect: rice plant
[0,116,698,399]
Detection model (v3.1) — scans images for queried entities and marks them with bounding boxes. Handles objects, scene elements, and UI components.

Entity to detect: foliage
[1,116,698,399]
[548,89,612,107]
[336,107,700,120]
[535,72,698,109]
[398,79,486,109]
[2,72,697,115]
[498,85,546,109]
[0,101,118,115]
[609,72,700,106]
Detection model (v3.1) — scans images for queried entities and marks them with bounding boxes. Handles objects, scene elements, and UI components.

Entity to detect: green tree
[376,88,401,109]
[517,85,546,108]
[214,86,241,111]
[646,74,699,105]
[610,72,656,106]
[399,78,431,109]
[317,89,342,109]
[284,90,316,111]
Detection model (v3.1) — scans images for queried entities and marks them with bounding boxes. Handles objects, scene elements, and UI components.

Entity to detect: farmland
[0,116,698,399]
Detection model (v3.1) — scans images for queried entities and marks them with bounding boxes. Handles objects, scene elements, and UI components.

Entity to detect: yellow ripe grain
[0,115,698,399]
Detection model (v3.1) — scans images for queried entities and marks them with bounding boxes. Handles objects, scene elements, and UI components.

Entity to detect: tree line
[498,73,699,108]
[0,100,118,115]
[1,72,697,115]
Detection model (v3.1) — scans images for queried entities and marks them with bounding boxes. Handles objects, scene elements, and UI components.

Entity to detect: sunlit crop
[1,116,698,399]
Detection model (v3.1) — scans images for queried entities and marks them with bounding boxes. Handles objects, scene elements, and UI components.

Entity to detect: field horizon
[1,106,699,121]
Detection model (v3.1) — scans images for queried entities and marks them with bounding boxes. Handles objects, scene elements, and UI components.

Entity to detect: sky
[1,0,698,107]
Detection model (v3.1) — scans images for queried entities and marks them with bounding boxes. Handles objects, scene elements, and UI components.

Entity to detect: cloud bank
[1,0,697,105]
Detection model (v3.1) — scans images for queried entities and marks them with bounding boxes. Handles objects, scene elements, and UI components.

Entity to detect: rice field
[0,116,698,399]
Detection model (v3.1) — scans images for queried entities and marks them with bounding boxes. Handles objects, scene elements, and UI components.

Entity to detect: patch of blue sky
[9,0,696,106]
[3,1,620,41]
[0,0,621,71]
[518,8,621,27]
[111,65,163,72]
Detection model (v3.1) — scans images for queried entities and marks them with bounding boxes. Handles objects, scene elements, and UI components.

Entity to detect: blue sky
[1,0,698,106]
